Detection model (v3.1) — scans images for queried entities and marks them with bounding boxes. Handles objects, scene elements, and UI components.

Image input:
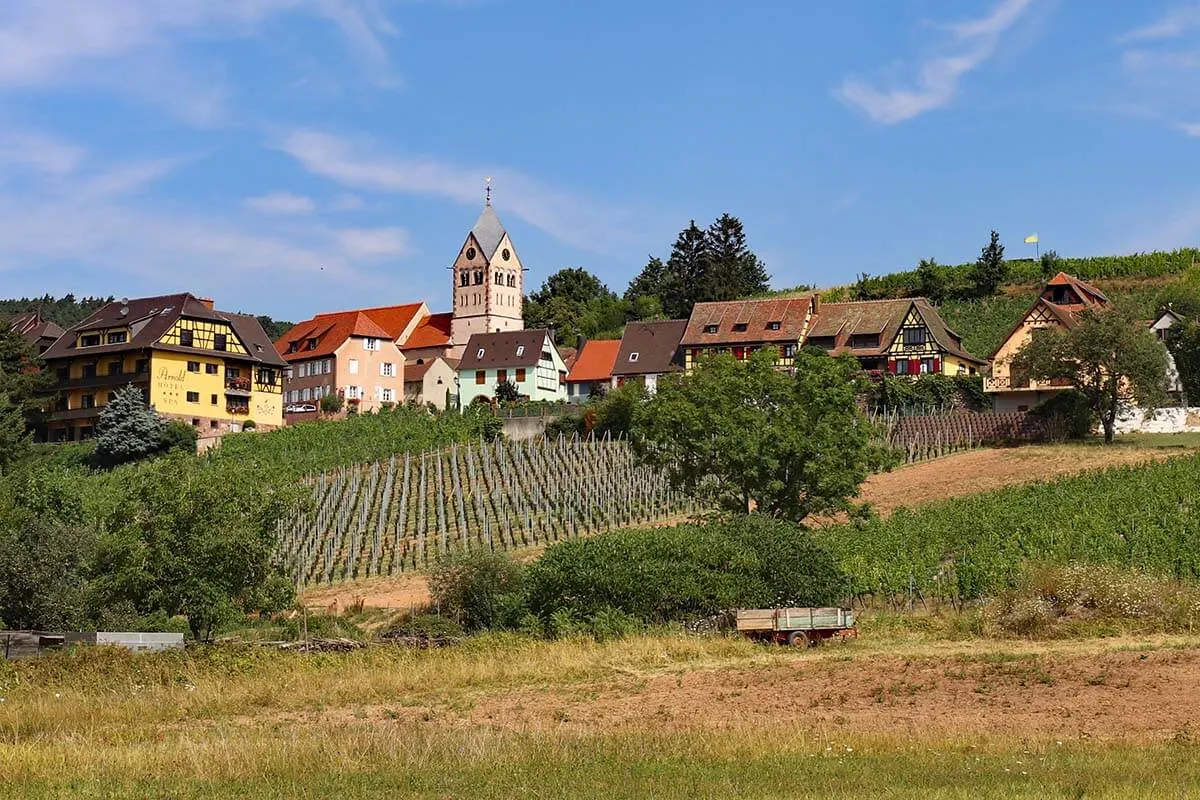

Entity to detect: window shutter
[908,358,919,374]
[932,357,940,373]
[888,359,897,374]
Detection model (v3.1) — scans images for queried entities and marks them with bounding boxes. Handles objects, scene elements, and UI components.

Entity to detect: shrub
[242,420,257,431]
[523,518,846,625]
[159,419,199,454]
[1029,389,1092,440]
[428,550,524,632]
[379,613,464,641]
[320,394,344,414]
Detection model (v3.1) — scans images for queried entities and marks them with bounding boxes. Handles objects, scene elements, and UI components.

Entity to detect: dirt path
[449,644,1200,743]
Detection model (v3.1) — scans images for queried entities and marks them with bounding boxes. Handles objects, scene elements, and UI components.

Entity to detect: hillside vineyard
[275,435,697,587]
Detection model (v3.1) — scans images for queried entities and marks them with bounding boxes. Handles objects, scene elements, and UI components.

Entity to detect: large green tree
[0,324,55,429]
[1166,320,1200,404]
[632,347,869,521]
[0,393,30,475]
[93,454,299,640]
[703,213,771,302]
[971,230,1008,297]
[524,267,629,346]
[1010,307,1168,444]
[95,385,167,466]
[916,258,947,304]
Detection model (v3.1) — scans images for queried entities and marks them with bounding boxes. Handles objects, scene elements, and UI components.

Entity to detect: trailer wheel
[787,630,810,647]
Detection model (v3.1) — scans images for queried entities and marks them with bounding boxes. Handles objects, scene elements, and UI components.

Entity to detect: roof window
[732,323,748,332]
[516,345,525,357]
[307,338,318,350]
[703,324,719,334]
[477,348,485,359]
[767,321,782,331]
[629,352,639,363]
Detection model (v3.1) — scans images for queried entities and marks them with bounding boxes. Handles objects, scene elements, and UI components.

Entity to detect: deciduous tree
[632,348,869,521]
[916,258,946,304]
[1010,307,1167,443]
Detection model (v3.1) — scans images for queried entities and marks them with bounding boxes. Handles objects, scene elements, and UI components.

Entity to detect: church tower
[449,188,525,354]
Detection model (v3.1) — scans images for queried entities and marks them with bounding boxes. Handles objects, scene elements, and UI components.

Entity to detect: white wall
[1114,405,1200,434]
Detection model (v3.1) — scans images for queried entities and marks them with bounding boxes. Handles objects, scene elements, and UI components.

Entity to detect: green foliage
[865,373,987,412]
[915,258,946,304]
[627,214,770,319]
[429,550,524,632]
[253,315,294,342]
[0,323,55,427]
[815,454,1200,607]
[1039,249,1062,278]
[494,379,521,404]
[160,419,199,455]
[1166,320,1200,402]
[93,453,302,640]
[634,348,868,521]
[0,392,30,475]
[972,230,1008,297]
[210,404,494,477]
[379,613,464,641]
[94,385,167,466]
[523,517,846,624]
[319,393,343,414]
[1010,308,1168,443]
[937,294,1031,359]
[1028,389,1092,440]
[0,294,112,328]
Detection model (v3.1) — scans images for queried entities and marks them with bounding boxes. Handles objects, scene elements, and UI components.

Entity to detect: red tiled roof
[354,302,426,340]
[681,297,816,346]
[275,303,424,363]
[567,339,621,383]
[403,312,453,349]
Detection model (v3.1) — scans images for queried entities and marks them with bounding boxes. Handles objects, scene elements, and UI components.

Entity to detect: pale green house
[457,329,568,407]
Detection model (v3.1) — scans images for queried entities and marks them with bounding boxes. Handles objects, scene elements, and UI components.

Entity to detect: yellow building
[40,293,286,442]
[984,272,1108,413]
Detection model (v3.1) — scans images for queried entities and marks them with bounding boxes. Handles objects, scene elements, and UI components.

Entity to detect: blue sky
[0,0,1197,321]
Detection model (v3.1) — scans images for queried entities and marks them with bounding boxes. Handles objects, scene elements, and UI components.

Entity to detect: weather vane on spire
[484,176,492,206]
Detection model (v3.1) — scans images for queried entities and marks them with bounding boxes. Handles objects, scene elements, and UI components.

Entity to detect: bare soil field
[302,442,1197,610]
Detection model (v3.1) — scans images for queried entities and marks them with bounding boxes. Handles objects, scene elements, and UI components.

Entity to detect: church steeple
[449,188,525,354]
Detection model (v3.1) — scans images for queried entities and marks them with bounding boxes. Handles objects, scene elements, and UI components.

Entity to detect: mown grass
[3,631,1200,798]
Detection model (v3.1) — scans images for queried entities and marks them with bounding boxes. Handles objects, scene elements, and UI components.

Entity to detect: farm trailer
[735,607,857,647]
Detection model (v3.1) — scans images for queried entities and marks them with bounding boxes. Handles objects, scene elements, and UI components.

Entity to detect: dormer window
[288,342,299,353]
[732,323,748,332]
[703,324,719,334]
[106,331,128,344]
[767,321,782,331]
[307,338,318,350]
[80,333,101,347]
[629,352,639,363]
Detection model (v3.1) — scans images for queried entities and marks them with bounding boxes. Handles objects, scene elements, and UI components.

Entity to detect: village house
[456,329,568,406]
[610,319,688,392]
[985,272,1110,412]
[805,298,985,376]
[1149,307,1186,401]
[566,339,621,402]
[275,309,408,414]
[39,293,285,442]
[403,357,459,410]
[682,296,819,371]
[6,311,66,355]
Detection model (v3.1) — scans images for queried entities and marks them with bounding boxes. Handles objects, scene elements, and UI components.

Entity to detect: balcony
[58,371,149,390]
[224,376,252,396]
[984,375,1075,393]
[45,407,103,422]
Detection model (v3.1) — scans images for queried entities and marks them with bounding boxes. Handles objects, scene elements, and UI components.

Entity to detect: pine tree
[705,213,771,301]
[972,230,1008,297]
[0,392,29,475]
[95,385,167,465]
[661,221,711,319]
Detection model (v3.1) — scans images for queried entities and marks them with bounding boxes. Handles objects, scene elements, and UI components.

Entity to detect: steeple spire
[484,176,492,206]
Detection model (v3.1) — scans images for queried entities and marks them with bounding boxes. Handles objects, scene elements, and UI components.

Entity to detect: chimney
[576,334,585,352]
[811,293,821,315]
[197,297,215,310]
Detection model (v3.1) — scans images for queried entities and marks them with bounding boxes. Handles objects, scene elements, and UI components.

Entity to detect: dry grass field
[3,628,1199,798]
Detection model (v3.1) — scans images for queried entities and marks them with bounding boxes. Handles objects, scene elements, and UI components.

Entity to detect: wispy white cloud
[1120,3,1200,42]
[278,129,657,256]
[836,0,1037,124]
[329,226,410,258]
[1179,122,1200,137]
[0,130,85,175]
[0,0,397,122]
[245,191,317,214]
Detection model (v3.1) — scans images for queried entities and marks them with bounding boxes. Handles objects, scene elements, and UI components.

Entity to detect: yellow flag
[1024,234,1039,244]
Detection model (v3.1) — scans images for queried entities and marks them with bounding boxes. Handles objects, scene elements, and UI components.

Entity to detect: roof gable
[612,319,688,376]
[567,339,621,382]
